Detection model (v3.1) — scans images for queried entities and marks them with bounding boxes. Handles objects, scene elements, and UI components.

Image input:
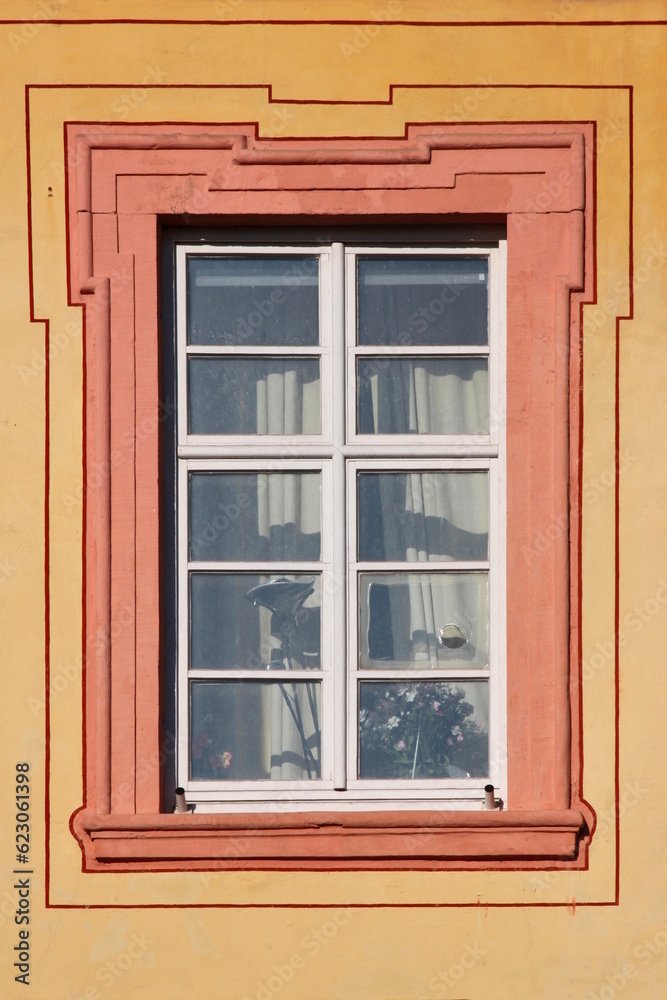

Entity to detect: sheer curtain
[371,471,488,663]
[254,375,322,780]
[360,357,489,437]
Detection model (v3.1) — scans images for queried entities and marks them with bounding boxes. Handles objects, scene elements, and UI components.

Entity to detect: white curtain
[365,357,489,436]
[255,365,320,436]
[256,373,322,779]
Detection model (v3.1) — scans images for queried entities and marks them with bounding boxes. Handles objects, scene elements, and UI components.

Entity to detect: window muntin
[174,240,505,809]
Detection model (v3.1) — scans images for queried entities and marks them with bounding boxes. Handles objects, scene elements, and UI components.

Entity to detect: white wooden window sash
[174,240,507,811]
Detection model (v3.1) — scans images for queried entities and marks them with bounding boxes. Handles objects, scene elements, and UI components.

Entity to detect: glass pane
[188,357,321,435]
[357,257,488,346]
[187,256,319,346]
[190,573,321,670]
[357,357,489,435]
[189,472,321,562]
[358,471,488,562]
[359,572,489,668]
[358,680,488,779]
[190,681,321,780]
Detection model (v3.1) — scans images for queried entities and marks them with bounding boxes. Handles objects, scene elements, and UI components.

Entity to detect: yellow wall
[1,2,666,997]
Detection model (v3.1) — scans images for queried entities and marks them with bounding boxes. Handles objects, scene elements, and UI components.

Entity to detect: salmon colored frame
[67,122,594,871]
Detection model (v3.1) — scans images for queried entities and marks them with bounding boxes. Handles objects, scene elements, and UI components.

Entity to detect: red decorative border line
[26,88,625,905]
[5,18,667,26]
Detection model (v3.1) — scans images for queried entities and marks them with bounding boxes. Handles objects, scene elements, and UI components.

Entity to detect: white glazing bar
[176,249,194,790]
[353,345,490,356]
[186,345,323,356]
[179,444,333,459]
[188,670,321,681]
[348,457,492,471]
[177,460,190,789]
[176,247,189,447]
[188,792,487,809]
[332,241,347,790]
[186,458,325,472]
[187,561,322,572]
[355,669,491,681]
[178,444,497,460]
[344,442,497,456]
[350,560,490,572]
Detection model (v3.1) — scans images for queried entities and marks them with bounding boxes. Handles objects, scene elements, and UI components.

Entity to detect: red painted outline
[3,18,667,27]
[25,80,638,109]
[24,84,53,912]
[613,86,633,907]
[24,83,631,907]
[44,899,622,910]
[60,115,596,892]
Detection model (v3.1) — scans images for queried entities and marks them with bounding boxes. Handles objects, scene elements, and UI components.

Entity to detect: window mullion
[332,242,347,791]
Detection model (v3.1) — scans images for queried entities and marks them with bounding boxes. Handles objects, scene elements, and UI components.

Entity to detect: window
[69,123,590,870]
[169,233,507,811]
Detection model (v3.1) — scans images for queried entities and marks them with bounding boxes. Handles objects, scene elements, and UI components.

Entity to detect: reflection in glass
[357,357,489,435]
[189,472,321,562]
[190,681,321,780]
[187,256,319,346]
[359,572,489,668]
[190,574,321,670]
[358,680,488,778]
[358,471,488,562]
[357,257,488,347]
[188,357,321,435]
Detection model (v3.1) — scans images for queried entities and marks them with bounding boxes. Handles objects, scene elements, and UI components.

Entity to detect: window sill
[73,808,588,870]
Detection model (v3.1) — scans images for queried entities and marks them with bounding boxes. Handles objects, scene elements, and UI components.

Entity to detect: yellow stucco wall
[1,2,666,997]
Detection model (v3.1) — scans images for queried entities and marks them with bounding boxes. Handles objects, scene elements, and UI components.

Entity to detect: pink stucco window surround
[66,122,594,871]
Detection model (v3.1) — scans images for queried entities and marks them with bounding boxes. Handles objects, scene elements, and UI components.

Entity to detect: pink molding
[66,121,594,871]
[73,808,586,871]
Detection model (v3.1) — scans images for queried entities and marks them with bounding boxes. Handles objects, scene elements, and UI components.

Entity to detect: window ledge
[73,808,588,870]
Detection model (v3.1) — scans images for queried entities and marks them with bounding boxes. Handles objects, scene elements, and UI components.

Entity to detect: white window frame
[173,238,507,812]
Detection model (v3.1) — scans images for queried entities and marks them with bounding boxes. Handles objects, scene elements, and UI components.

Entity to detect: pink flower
[396,740,406,750]
[220,751,233,769]
[433,701,441,712]
[456,734,464,743]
